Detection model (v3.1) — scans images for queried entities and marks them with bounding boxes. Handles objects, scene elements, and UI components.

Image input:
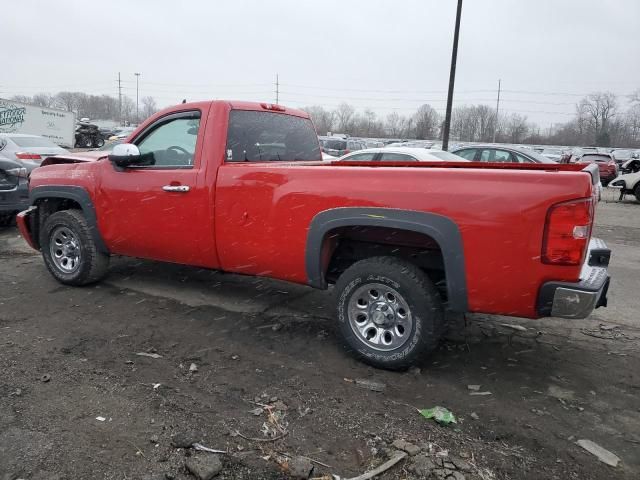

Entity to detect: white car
[610,159,640,201]
[337,147,467,162]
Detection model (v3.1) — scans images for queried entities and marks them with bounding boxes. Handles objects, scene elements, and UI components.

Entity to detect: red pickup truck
[16,100,611,369]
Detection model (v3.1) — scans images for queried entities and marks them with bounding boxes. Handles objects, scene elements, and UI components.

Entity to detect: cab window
[345,152,377,161]
[379,153,417,161]
[135,115,200,167]
[455,149,477,160]
[226,110,321,162]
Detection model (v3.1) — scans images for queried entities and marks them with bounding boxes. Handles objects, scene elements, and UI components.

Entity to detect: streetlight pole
[441,0,463,151]
[134,72,141,124]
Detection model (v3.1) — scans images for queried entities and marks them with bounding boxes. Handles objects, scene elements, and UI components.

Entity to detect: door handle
[162,185,190,192]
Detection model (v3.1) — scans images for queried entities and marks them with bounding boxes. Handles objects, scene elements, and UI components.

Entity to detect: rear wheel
[94,136,105,148]
[40,210,109,285]
[335,256,444,370]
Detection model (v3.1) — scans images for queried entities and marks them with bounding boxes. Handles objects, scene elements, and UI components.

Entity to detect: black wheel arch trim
[306,207,468,312]
[30,185,109,254]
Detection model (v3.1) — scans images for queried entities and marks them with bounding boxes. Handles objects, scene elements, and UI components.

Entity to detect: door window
[455,149,477,160]
[493,150,514,162]
[136,116,200,167]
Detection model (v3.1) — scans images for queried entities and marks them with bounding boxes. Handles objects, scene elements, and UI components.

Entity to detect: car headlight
[610,179,625,188]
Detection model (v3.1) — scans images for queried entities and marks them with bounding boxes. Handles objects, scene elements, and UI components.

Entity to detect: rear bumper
[16,206,38,250]
[0,181,30,214]
[537,238,610,319]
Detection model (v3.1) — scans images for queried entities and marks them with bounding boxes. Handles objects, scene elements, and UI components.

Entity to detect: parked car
[319,137,366,157]
[611,149,637,166]
[108,127,137,140]
[610,158,640,201]
[386,141,435,149]
[338,147,467,162]
[0,154,29,226]
[574,153,618,186]
[451,145,557,163]
[0,133,69,173]
[540,148,564,162]
[17,99,609,369]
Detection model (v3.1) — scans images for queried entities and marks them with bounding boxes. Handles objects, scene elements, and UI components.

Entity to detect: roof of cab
[152,100,310,119]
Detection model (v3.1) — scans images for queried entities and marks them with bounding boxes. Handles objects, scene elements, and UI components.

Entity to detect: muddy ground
[1,197,639,480]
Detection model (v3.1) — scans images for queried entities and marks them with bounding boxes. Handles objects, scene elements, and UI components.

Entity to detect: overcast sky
[2,0,639,127]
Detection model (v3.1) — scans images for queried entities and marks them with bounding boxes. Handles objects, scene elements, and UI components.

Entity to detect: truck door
[96,109,218,267]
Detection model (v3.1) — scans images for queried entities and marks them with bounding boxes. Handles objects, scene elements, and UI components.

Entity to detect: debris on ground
[467,385,481,391]
[419,406,457,425]
[499,323,527,332]
[249,407,263,416]
[40,374,51,382]
[193,443,227,454]
[95,416,106,422]
[391,439,421,456]
[189,362,199,373]
[344,378,386,392]
[185,452,223,480]
[335,450,408,480]
[469,412,479,420]
[171,432,199,448]
[286,455,314,479]
[469,391,492,396]
[576,439,621,467]
[135,352,163,359]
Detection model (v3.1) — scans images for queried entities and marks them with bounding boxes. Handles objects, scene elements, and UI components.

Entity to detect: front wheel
[634,183,640,203]
[335,256,444,370]
[40,209,109,285]
[94,136,105,148]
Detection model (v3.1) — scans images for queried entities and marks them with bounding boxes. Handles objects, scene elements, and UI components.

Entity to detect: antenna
[118,72,122,126]
[275,73,279,104]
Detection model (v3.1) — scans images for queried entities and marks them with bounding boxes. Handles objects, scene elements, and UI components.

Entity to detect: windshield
[9,136,61,148]
[226,110,321,162]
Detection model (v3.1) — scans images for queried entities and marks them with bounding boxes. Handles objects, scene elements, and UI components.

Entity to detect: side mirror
[108,143,154,167]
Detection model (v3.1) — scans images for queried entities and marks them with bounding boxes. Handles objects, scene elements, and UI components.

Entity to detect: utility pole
[275,73,279,104]
[134,72,141,124]
[492,79,501,143]
[441,0,463,151]
[118,72,122,126]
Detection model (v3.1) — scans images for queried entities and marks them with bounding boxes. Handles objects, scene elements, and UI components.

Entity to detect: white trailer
[0,98,76,148]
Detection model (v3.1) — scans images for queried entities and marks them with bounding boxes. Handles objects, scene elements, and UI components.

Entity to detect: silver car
[0,133,69,173]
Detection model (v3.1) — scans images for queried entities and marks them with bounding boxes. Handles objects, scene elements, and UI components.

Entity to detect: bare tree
[303,105,334,135]
[578,91,617,144]
[31,93,56,108]
[334,103,355,132]
[505,114,529,144]
[9,95,32,104]
[414,104,439,139]
[141,96,158,119]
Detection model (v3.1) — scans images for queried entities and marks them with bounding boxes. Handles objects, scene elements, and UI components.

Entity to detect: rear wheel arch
[31,186,109,254]
[306,207,468,312]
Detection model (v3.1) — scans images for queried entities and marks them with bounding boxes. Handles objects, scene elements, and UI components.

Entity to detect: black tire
[335,256,444,370]
[40,209,109,286]
[634,183,640,203]
[0,213,16,227]
[94,136,105,148]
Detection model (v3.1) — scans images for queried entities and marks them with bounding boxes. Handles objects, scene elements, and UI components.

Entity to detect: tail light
[542,198,594,266]
[16,153,41,161]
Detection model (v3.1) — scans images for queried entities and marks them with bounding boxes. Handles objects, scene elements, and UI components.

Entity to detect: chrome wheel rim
[50,226,81,273]
[347,283,413,351]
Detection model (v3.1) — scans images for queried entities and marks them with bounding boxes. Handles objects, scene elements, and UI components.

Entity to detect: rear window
[9,136,60,148]
[324,139,347,150]
[226,110,321,162]
[581,154,611,163]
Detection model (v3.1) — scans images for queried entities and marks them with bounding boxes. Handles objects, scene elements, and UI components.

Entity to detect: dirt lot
[1,196,639,480]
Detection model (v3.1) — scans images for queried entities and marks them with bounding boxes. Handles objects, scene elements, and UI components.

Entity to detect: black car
[0,155,29,226]
[451,145,557,163]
